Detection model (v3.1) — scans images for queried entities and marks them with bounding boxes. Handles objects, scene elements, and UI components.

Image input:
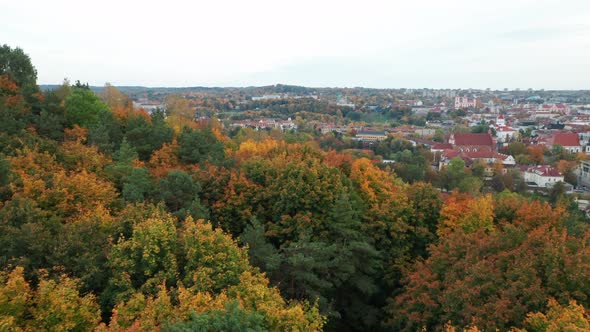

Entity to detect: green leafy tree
[433,129,445,142]
[64,87,109,128]
[106,213,179,303]
[506,141,528,157]
[179,218,249,292]
[0,44,37,89]
[51,211,116,295]
[440,157,466,191]
[0,197,56,274]
[458,176,483,195]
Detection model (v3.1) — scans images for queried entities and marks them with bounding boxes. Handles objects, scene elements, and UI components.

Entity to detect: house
[547,132,583,153]
[492,115,519,143]
[522,165,564,188]
[354,131,387,142]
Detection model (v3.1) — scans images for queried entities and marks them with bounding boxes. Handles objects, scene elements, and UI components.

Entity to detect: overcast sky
[2,0,589,89]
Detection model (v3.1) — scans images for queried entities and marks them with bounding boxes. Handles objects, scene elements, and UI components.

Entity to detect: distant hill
[37,84,326,98]
[36,84,391,98]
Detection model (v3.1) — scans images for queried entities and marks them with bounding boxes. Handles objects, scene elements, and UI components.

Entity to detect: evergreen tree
[122,167,154,203]
[105,138,138,188]
[88,111,123,153]
[178,127,225,164]
[158,170,202,218]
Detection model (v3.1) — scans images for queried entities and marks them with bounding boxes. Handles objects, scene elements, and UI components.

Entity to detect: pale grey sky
[1,0,589,89]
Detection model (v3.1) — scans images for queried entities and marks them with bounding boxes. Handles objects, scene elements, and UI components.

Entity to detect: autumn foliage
[2,46,590,332]
[389,196,590,331]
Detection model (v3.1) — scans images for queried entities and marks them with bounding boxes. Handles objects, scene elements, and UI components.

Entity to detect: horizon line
[36,83,590,92]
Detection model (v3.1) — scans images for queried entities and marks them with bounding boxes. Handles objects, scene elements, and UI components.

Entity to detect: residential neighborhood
[163,86,590,207]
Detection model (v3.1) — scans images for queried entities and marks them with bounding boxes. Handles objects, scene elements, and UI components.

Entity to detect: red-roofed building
[548,132,582,153]
[448,133,495,152]
[439,149,515,169]
[436,132,503,169]
[431,143,453,153]
[523,165,564,188]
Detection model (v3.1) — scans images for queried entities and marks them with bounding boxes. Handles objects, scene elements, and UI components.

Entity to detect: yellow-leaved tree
[437,192,495,236]
[516,298,590,332]
[102,214,325,331]
[0,266,101,331]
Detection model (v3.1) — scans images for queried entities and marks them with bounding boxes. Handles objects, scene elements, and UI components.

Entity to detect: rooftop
[551,133,581,147]
[451,133,494,146]
[524,165,562,177]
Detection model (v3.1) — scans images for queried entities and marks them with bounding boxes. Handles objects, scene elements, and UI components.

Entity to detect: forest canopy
[1,45,590,331]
